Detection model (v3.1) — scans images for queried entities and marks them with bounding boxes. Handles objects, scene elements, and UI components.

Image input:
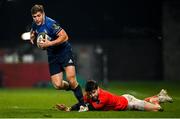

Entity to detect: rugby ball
[36,32,50,49]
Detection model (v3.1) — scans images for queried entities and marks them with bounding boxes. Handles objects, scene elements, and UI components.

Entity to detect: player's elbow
[53,83,64,90]
[65,34,68,41]
[59,29,69,41]
[61,35,68,43]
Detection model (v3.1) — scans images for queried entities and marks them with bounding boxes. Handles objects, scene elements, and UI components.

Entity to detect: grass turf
[0,81,180,118]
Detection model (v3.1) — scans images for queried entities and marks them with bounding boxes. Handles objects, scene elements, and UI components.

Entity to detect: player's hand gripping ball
[37,32,50,50]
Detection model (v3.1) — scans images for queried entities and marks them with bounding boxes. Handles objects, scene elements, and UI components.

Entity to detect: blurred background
[0,0,180,88]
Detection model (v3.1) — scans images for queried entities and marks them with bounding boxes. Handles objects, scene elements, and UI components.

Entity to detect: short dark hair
[31,4,44,15]
[85,80,98,92]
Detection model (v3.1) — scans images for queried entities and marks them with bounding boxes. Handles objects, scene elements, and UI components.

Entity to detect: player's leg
[144,89,173,104]
[123,94,162,111]
[144,95,159,105]
[144,101,162,111]
[48,58,70,90]
[51,73,70,90]
[62,52,85,103]
[62,51,88,112]
[65,65,85,106]
[65,65,78,89]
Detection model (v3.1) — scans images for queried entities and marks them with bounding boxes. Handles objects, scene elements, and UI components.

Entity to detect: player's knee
[53,82,64,90]
[68,78,78,89]
[51,73,64,89]
[66,74,76,80]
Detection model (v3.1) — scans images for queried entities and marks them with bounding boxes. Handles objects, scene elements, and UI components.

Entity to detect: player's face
[32,12,44,25]
[87,89,99,101]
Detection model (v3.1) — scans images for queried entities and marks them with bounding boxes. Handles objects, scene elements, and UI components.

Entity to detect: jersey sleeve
[48,20,62,35]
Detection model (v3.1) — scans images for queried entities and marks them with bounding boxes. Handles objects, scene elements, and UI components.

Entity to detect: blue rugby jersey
[31,16,72,57]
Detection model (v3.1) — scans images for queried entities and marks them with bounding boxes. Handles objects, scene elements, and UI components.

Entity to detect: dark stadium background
[0,0,180,88]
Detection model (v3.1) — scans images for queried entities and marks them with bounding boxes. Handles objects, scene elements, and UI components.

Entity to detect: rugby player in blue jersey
[30,4,88,112]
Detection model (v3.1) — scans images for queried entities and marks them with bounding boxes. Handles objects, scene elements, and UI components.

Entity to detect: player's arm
[56,103,83,111]
[40,29,68,48]
[49,29,68,46]
[64,94,95,111]
[56,104,71,111]
[30,29,36,44]
[70,102,95,111]
[30,22,37,44]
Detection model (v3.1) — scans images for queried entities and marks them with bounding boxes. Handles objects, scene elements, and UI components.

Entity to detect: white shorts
[122,94,145,111]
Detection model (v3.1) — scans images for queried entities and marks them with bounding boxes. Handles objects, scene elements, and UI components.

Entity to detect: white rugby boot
[78,105,89,112]
[158,89,173,103]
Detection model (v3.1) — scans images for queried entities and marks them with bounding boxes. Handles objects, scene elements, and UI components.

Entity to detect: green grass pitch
[0,81,180,118]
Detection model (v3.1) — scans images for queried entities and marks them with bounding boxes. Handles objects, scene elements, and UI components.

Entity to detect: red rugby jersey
[84,88,128,111]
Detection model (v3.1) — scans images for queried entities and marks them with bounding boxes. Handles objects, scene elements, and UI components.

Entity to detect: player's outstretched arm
[55,104,71,111]
[55,103,81,111]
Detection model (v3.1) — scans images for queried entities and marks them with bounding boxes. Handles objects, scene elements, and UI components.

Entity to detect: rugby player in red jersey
[56,80,173,112]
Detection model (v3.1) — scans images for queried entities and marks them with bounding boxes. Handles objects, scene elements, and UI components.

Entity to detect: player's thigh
[62,52,77,83]
[51,72,63,87]
[48,56,64,76]
[64,66,78,87]
[65,65,76,77]
[123,94,145,111]
[48,58,63,86]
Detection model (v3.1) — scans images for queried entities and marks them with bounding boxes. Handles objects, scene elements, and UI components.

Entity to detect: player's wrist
[48,41,53,47]
[65,107,71,111]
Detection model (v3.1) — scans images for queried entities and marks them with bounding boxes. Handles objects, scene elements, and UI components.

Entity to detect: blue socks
[72,85,85,106]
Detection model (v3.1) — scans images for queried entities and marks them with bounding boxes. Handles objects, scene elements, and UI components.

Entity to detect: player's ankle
[65,85,72,91]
